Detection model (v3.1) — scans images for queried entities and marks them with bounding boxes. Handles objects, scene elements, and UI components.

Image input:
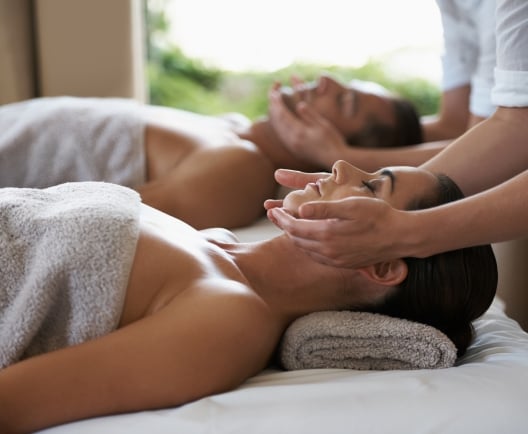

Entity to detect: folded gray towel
[0,182,141,368]
[280,311,457,371]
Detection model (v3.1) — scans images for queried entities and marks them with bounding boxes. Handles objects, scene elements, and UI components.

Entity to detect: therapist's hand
[268,81,349,170]
[267,195,413,268]
[263,168,329,210]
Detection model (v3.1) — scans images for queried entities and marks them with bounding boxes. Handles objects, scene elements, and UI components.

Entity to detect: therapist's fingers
[267,207,345,259]
[270,81,281,91]
[274,169,328,189]
[267,207,330,237]
[268,197,407,268]
[267,207,376,268]
[263,199,283,210]
[298,196,387,220]
[295,102,325,126]
[290,75,305,89]
[268,88,308,141]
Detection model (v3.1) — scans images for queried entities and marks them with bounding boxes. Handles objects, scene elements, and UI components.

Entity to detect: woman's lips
[308,182,320,195]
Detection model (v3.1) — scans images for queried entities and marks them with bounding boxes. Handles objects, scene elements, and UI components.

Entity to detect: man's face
[280,75,397,139]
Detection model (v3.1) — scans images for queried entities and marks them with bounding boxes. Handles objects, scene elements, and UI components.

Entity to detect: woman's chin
[281,199,301,218]
[281,206,299,218]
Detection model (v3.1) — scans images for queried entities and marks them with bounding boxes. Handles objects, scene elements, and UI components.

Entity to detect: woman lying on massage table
[0,161,496,433]
[0,75,421,229]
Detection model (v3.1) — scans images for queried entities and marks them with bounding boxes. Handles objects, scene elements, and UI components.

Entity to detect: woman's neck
[221,235,365,323]
[239,117,319,172]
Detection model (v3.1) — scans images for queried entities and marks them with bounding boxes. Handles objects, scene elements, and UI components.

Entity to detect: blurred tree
[144,0,221,109]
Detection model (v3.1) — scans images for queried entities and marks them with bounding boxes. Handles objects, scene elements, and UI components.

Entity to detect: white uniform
[436,0,497,117]
[491,0,528,107]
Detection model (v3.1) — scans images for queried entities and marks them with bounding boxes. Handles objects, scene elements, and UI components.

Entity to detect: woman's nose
[332,160,369,184]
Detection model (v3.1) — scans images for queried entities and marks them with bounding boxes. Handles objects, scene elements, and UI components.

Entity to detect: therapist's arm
[422,107,528,195]
[268,107,528,267]
[421,85,480,142]
[268,169,528,267]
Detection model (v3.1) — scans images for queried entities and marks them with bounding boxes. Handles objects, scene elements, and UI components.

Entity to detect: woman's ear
[357,259,408,287]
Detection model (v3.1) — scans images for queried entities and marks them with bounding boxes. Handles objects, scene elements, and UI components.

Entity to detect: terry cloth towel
[0,182,141,369]
[0,96,146,189]
[280,311,457,371]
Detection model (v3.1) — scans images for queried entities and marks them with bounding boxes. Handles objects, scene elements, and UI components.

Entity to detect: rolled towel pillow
[280,311,457,371]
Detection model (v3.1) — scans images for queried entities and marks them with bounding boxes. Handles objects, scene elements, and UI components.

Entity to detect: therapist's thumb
[299,200,342,219]
[274,169,328,189]
[299,197,374,220]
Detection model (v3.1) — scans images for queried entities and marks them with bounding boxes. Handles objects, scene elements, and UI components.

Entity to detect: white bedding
[39,218,528,434]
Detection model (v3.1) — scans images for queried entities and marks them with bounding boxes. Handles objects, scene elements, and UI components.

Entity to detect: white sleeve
[437,0,477,91]
[491,0,528,107]
[436,0,496,117]
[469,1,496,117]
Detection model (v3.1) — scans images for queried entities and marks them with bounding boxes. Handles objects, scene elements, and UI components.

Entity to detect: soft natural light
[165,0,444,82]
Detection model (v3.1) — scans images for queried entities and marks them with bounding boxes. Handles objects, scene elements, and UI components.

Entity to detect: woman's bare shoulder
[155,279,283,392]
[175,277,278,331]
[0,277,282,433]
[199,227,240,243]
[170,277,284,355]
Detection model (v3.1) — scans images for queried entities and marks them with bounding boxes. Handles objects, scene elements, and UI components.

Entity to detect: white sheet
[39,219,528,434]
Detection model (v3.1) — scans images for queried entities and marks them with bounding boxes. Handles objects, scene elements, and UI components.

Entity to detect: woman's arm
[0,284,277,433]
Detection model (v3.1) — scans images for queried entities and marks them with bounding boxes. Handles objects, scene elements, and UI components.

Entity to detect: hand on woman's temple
[268,80,350,170]
[267,194,414,268]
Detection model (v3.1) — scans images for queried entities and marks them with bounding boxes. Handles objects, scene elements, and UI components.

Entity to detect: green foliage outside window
[144,1,440,120]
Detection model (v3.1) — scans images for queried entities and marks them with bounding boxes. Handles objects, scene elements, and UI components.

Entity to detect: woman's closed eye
[361,178,386,196]
[361,180,376,194]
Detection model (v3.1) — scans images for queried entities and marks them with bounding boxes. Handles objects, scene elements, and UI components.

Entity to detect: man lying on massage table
[0,75,421,229]
[0,161,496,433]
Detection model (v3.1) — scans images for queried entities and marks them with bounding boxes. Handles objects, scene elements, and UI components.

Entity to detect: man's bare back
[138,106,279,229]
[0,97,312,230]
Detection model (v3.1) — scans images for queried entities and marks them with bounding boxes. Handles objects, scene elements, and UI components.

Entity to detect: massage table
[36,215,528,434]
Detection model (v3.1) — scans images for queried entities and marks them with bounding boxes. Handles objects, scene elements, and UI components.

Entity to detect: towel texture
[0,182,141,368]
[0,96,146,189]
[280,311,457,371]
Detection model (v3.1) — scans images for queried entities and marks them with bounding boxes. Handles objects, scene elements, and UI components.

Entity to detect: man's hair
[345,97,423,148]
[365,174,497,356]
[391,98,424,146]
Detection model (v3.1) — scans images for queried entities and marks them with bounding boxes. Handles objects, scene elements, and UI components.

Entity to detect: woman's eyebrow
[380,169,395,193]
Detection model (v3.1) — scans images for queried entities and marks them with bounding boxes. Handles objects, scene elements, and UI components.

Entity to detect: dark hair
[345,98,423,148]
[367,174,497,356]
[391,98,423,146]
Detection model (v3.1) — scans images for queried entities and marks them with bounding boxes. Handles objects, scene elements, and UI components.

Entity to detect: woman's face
[282,160,439,217]
[280,75,396,138]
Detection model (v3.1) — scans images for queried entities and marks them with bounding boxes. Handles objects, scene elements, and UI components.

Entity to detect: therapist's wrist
[391,209,439,259]
[404,207,461,259]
